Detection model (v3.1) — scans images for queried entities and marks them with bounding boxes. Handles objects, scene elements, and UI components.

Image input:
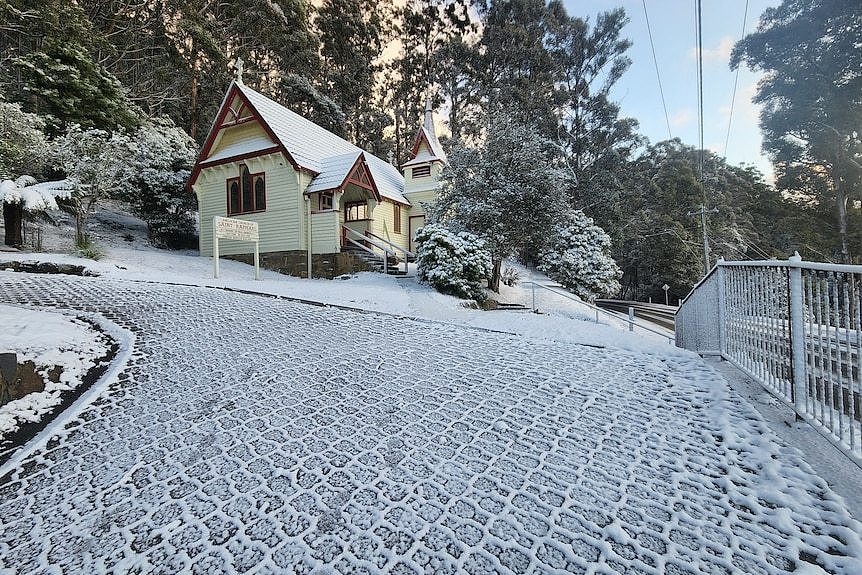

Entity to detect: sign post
[213,216,261,280]
[662,283,670,306]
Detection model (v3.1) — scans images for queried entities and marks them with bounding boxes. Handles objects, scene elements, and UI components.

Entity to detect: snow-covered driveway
[1,273,860,575]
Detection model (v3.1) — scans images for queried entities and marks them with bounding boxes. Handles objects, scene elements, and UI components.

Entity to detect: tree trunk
[3,202,23,247]
[835,177,851,264]
[190,70,199,142]
[75,209,87,247]
[489,258,502,293]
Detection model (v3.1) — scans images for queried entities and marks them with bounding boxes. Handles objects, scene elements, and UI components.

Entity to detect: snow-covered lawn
[0,305,112,437]
[1,273,861,574]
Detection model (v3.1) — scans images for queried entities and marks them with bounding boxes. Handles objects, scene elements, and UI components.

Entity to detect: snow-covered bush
[117,118,198,248]
[501,266,522,287]
[0,102,49,180]
[538,210,622,302]
[53,119,198,248]
[415,223,490,300]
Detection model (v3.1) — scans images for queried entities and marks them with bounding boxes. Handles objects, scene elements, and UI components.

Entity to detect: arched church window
[226,165,266,215]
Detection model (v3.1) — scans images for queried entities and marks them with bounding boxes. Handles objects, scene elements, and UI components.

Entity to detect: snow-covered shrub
[0,101,49,180]
[415,223,490,300]
[52,125,130,246]
[538,210,622,302]
[118,118,198,248]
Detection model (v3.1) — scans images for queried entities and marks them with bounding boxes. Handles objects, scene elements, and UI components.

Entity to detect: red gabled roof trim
[403,128,444,166]
[187,81,304,191]
[303,153,383,202]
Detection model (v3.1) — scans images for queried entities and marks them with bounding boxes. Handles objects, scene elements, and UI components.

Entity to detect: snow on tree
[52,125,131,247]
[0,101,53,246]
[1,177,74,247]
[116,118,199,248]
[415,223,490,301]
[432,114,568,291]
[52,119,198,249]
[538,209,621,302]
[0,102,49,180]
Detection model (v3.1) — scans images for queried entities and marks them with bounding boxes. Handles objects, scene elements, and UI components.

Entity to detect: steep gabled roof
[402,95,447,168]
[305,151,382,202]
[190,81,408,205]
[235,82,408,205]
[402,126,448,167]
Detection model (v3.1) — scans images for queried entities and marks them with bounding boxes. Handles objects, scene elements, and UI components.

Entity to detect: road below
[0,272,860,574]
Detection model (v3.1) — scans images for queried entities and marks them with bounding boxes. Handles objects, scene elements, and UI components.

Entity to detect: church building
[188,72,446,278]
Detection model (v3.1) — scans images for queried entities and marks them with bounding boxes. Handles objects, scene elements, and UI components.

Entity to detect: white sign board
[216,216,259,242]
[213,216,261,280]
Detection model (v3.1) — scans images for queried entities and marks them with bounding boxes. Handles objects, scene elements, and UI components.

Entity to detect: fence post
[716,259,727,356]
[788,252,807,415]
[531,282,536,312]
[628,307,634,331]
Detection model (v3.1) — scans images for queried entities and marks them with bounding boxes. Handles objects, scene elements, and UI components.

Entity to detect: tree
[52,126,131,246]
[0,101,48,180]
[538,210,621,301]
[279,74,347,137]
[432,114,568,291]
[0,101,50,246]
[546,4,641,224]
[385,0,473,161]
[731,0,862,262]
[316,0,385,147]
[436,35,480,143]
[474,0,558,136]
[116,118,199,248]
[612,140,791,301]
[14,42,140,133]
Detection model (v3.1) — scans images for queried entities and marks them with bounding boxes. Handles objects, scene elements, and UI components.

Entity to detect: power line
[724,0,750,157]
[696,0,705,192]
[642,0,672,140]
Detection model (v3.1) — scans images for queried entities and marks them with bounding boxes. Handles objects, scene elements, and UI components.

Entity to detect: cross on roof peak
[235,57,244,85]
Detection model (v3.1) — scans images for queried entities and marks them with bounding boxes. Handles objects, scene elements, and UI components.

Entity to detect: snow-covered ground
[2,204,862,573]
[2,202,676,358]
[1,272,861,574]
[0,305,112,436]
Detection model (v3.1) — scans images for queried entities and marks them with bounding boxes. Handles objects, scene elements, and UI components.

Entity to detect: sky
[562,0,779,181]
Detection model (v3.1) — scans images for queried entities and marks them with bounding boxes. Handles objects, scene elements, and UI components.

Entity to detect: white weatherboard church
[188,67,446,278]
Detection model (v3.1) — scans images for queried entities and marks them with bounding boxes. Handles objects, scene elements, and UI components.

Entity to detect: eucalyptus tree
[732,0,862,262]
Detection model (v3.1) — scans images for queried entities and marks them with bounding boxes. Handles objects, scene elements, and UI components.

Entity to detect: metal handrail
[365,230,413,273]
[523,282,675,343]
[678,254,862,308]
[342,226,395,274]
[675,255,862,466]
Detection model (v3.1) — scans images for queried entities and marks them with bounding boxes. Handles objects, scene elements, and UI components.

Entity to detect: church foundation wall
[224,250,373,279]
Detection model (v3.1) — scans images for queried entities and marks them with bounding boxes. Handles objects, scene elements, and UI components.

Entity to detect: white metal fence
[677,254,862,464]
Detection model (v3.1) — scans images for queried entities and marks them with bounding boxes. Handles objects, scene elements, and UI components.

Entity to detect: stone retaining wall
[225,250,372,279]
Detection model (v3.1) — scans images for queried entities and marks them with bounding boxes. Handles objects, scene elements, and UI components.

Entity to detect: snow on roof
[236,82,409,205]
[402,126,447,168]
[305,151,361,194]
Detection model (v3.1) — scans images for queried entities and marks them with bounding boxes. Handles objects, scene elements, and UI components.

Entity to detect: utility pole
[688,204,719,275]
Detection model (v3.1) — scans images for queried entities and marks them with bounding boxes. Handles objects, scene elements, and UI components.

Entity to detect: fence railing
[676,254,862,465]
[524,282,675,344]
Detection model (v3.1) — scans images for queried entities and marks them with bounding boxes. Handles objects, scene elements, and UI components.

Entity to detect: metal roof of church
[236,82,409,205]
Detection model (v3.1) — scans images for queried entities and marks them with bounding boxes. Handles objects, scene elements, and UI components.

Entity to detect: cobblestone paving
[1,273,861,575]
